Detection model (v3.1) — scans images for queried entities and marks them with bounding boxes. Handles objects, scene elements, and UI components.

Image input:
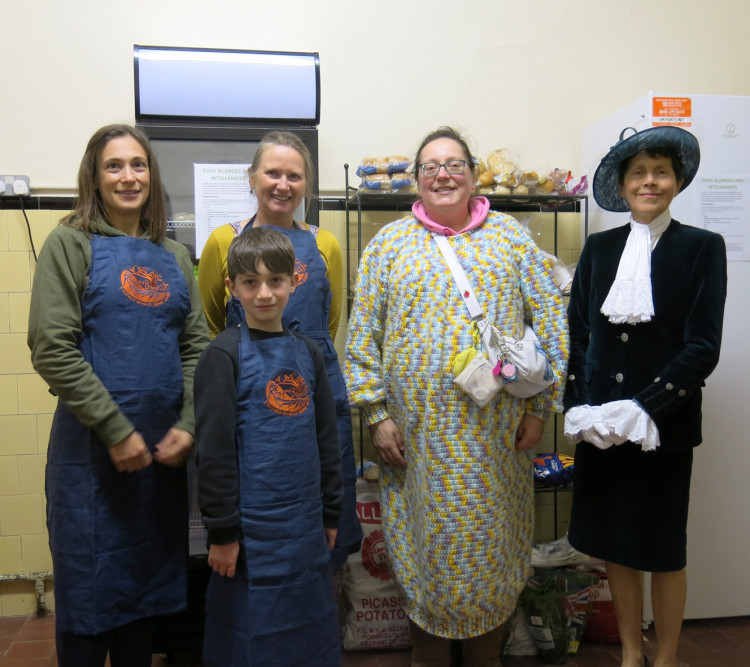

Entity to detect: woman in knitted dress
[345,126,568,667]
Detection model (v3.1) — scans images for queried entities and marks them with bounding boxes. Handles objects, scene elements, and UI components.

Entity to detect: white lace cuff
[600,400,660,451]
[565,401,660,451]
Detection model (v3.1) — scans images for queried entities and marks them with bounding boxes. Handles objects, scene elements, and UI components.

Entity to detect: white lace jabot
[600,209,672,325]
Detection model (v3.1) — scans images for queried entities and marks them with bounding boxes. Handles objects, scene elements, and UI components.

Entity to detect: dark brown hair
[227,226,296,280]
[617,147,686,187]
[62,124,167,243]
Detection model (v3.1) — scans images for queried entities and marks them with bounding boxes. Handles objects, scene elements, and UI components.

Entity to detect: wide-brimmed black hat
[593,126,700,212]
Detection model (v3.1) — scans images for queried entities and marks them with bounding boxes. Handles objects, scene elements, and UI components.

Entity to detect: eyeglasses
[418,160,468,177]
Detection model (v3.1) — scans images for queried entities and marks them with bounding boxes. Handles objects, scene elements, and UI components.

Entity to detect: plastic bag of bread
[548,168,572,194]
[521,171,539,187]
[356,155,412,176]
[532,169,589,196]
[389,172,415,191]
[487,149,522,188]
[359,172,416,193]
[359,173,392,190]
[533,174,556,195]
[476,169,496,188]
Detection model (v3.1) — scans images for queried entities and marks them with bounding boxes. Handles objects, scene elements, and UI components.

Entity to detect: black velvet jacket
[563,220,727,451]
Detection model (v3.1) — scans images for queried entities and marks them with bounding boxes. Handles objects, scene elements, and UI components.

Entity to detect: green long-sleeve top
[27,219,210,447]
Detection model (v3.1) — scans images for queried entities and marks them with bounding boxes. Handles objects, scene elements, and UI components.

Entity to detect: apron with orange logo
[46,234,191,635]
[227,220,362,570]
[202,320,340,666]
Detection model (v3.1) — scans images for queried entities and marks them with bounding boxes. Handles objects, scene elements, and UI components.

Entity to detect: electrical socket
[1,175,30,196]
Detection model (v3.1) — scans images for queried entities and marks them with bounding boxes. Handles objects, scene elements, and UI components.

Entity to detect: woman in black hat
[563,126,727,667]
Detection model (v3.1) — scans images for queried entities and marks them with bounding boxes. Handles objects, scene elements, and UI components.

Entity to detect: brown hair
[62,124,167,243]
[227,226,296,281]
[249,131,315,200]
[617,147,686,187]
[412,126,476,180]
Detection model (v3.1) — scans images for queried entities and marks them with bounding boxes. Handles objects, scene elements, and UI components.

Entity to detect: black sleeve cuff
[207,526,241,546]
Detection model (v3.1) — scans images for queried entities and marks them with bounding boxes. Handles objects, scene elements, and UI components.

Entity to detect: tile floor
[1,613,749,666]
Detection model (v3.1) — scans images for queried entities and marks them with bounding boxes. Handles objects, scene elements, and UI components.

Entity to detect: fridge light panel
[134,45,320,125]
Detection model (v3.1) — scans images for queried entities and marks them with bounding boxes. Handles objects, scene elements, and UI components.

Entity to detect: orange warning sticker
[652,97,692,127]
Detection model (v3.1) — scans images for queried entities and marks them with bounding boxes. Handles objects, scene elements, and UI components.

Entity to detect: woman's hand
[515,413,545,451]
[154,428,194,467]
[108,431,153,472]
[368,418,406,467]
[208,542,240,578]
[324,527,338,551]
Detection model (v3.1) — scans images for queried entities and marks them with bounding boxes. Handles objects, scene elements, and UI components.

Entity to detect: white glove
[580,422,613,449]
[565,405,614,449]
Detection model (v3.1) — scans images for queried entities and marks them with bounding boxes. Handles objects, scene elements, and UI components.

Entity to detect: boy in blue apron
[195,226,343,666]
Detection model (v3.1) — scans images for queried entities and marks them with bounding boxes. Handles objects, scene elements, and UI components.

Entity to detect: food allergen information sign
[194,163,256,259]
[695,174,750,262]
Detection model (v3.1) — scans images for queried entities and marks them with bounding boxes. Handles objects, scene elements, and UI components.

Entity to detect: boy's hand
[109,431,153,472]
[324,527,337,551]
[208,542,240,578]
[154,427,194,467]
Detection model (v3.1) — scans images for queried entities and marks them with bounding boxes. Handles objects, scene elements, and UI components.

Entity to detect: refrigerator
[133,45,322,263]
[582,93,750,619]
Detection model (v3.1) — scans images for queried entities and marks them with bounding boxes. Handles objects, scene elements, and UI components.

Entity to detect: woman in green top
[28,124,209,666]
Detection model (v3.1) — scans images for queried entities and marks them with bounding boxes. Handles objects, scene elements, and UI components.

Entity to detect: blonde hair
[249,131,315,200]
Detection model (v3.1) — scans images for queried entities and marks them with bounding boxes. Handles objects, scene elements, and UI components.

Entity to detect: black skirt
[568,441,694,572]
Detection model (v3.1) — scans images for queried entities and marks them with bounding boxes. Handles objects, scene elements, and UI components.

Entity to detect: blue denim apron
[202,321,340,666]
[46,234,191,635]
[226,221,362,569]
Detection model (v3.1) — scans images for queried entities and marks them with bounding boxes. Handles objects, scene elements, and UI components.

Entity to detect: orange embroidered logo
[265,372,310,416]
[294,258,309,287]
[120,265,170,306]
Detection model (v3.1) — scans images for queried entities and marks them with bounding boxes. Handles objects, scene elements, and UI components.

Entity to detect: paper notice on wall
[194,163,257,258]
[652,97,692,127]
[695,174,750,262]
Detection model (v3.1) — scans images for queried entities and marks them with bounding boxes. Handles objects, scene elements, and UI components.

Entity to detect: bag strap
[432,234,484,320]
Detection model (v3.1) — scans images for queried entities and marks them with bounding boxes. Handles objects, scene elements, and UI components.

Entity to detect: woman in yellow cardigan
[197,131,361,571]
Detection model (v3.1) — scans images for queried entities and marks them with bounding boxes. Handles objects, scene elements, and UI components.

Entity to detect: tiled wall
[0,204,580,617]
[0,207,60,617]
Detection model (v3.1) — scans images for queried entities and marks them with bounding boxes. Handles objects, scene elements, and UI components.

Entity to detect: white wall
[2,0,749,193]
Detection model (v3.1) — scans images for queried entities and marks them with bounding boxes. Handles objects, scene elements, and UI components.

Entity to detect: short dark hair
[62,124,167,243]
[617,147,686,186]
[412,126,476,179]
[227,226,296,280]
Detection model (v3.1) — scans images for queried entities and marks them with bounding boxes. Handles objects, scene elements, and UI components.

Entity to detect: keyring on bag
[475,319,518,382]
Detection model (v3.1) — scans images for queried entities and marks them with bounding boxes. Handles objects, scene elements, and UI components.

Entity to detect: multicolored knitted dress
[345,211,568,638]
